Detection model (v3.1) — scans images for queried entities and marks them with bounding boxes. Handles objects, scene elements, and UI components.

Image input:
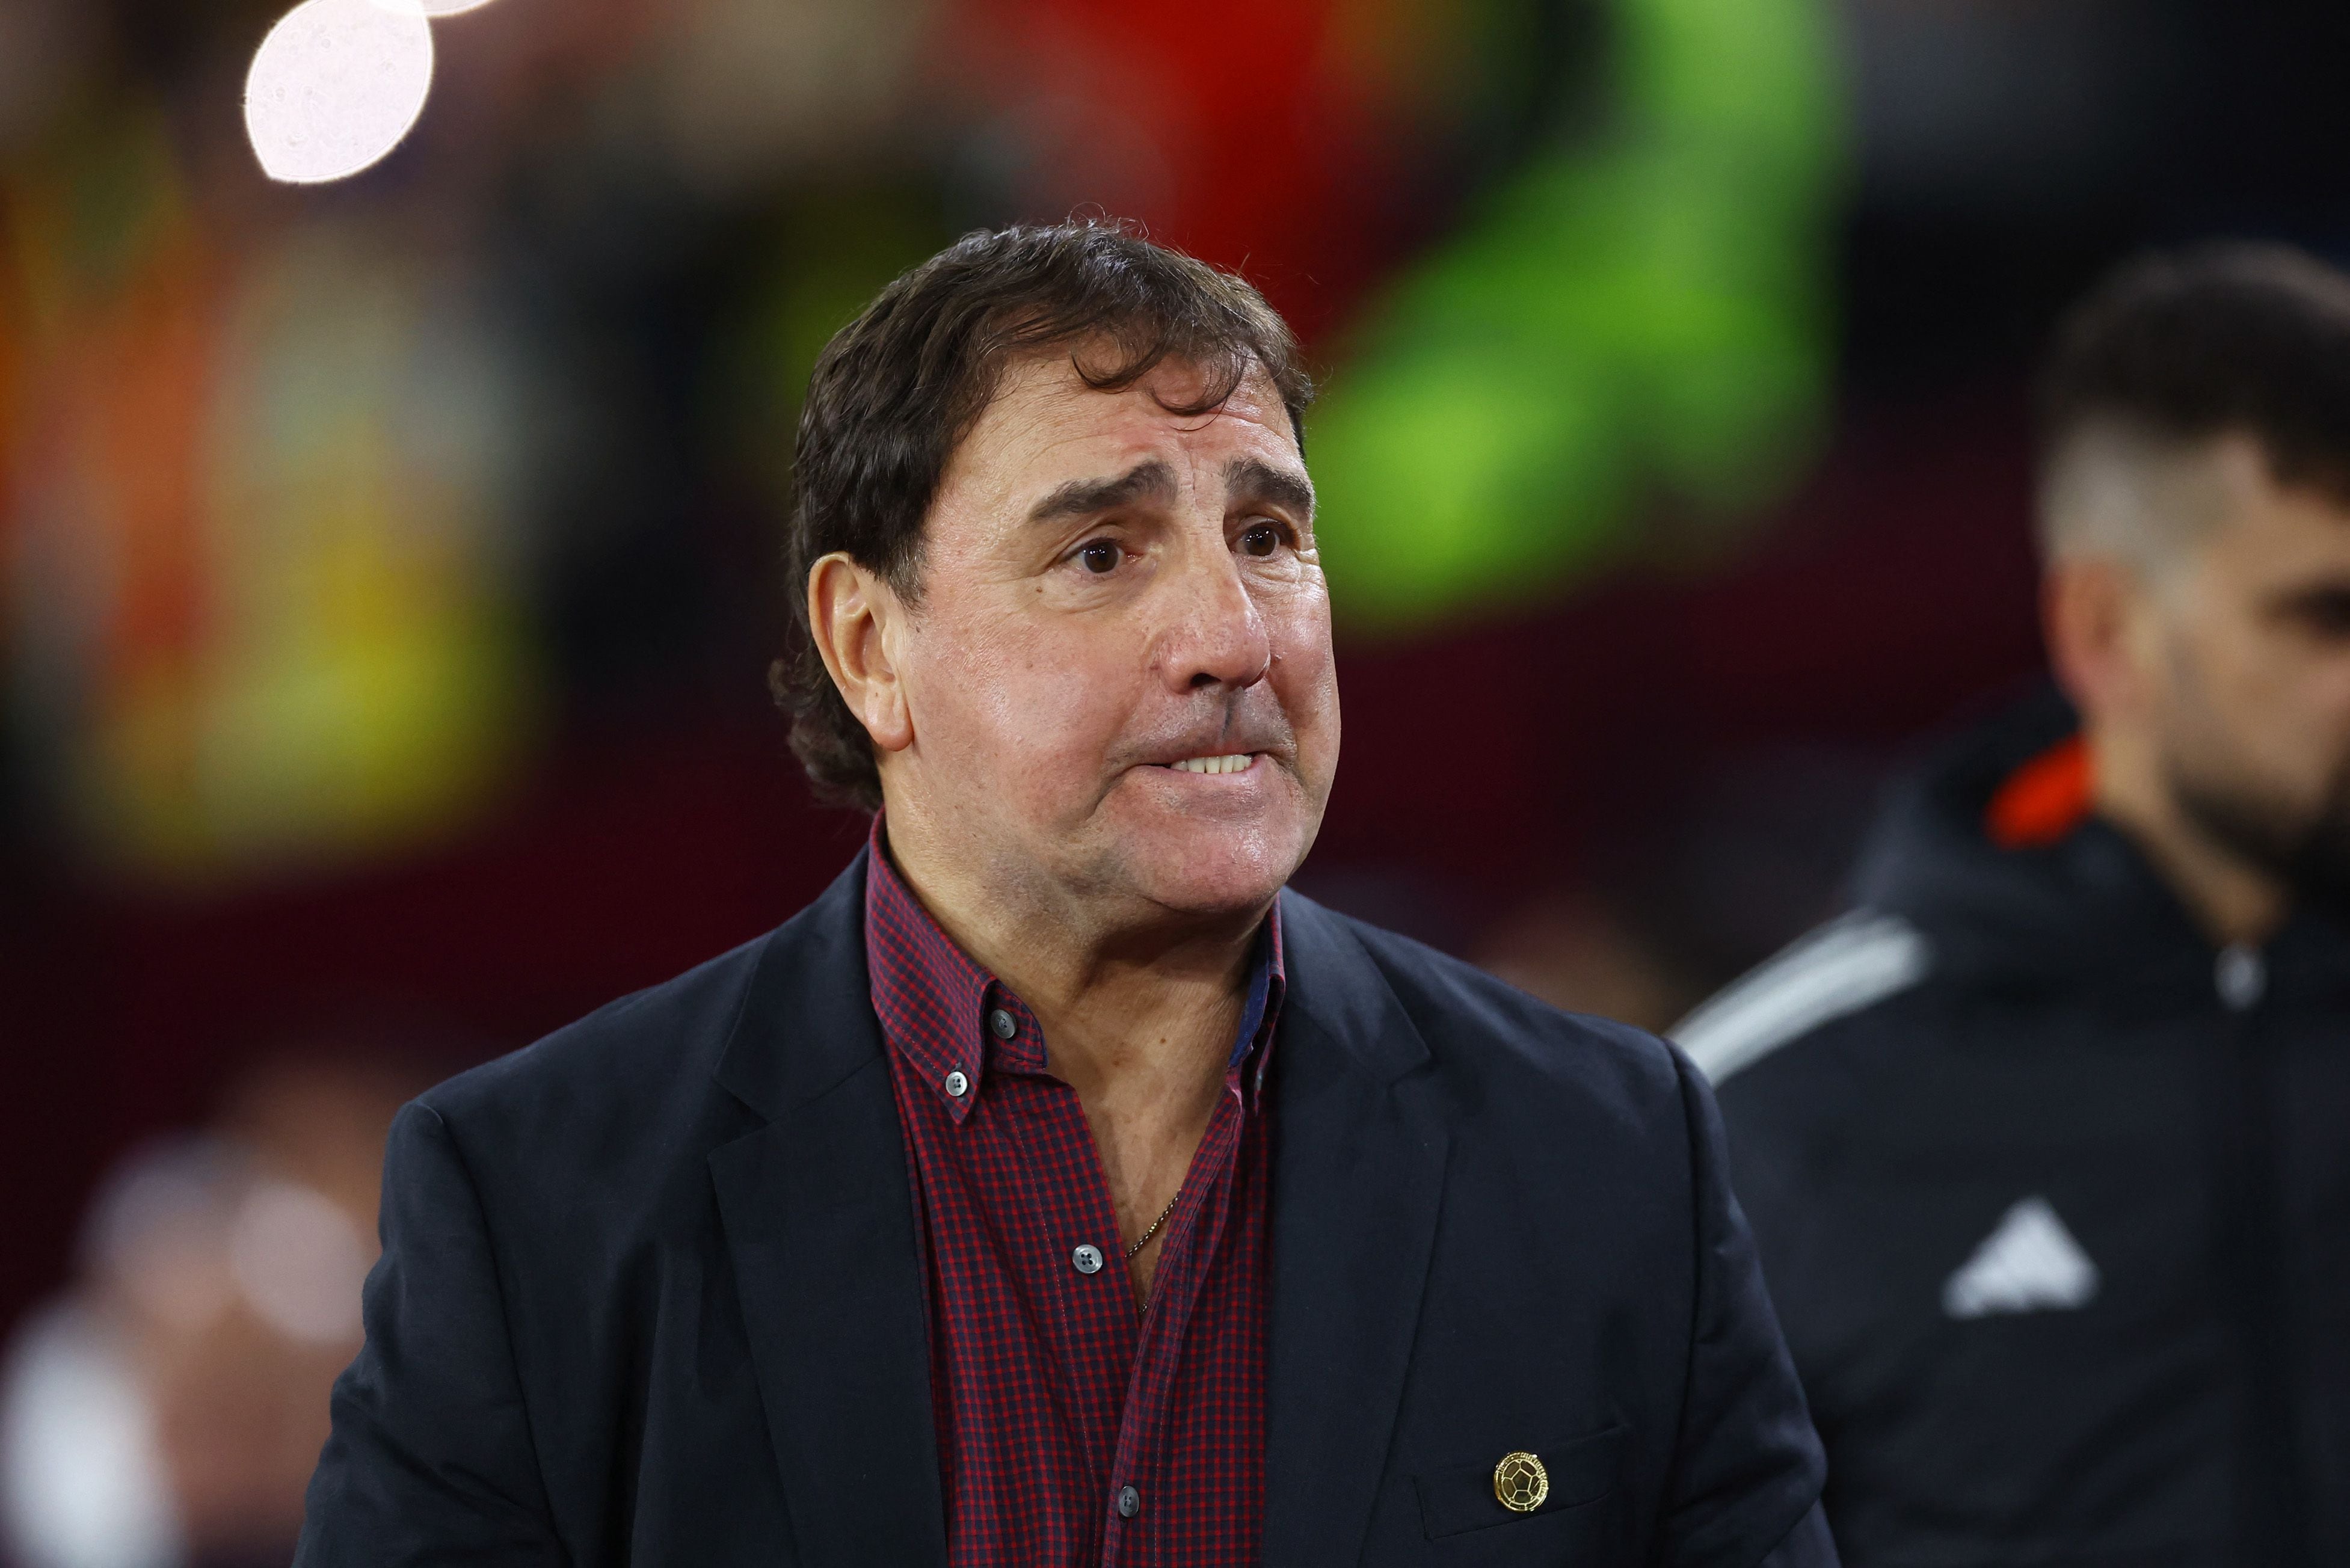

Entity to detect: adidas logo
[1942,1196,2100,1320]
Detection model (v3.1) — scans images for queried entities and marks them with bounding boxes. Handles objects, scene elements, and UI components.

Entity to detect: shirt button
[2216,944,2266,1011]
[1116,1484,1140,1519]
[943,1070,969,1098]
[1071,1244,1104,1275]
[989,1008,1018,1040]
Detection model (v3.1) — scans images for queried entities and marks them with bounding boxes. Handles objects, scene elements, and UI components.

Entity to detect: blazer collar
[1263,890,1451,1567]
[712,847,881,1121]
[1275,886,1432,1085]
[706,846,951,1567]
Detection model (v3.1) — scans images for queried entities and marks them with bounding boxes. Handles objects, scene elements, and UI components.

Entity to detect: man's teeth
[1170,754,1255,775]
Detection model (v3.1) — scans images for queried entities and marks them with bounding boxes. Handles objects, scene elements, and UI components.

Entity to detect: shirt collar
[1232,905,1285,1104]
[861,814,1285,1121]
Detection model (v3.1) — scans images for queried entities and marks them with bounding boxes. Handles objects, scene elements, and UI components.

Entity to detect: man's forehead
[966,352,1297,479]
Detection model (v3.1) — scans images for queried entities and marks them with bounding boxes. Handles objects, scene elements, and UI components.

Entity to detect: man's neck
[2090,728,2288,948]
[876,809,1267,1282]
[879,815,1263,1053]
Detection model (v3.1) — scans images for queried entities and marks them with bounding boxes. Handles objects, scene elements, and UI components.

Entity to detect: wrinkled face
[2143,438,2350,901]
[882,351,1338,924]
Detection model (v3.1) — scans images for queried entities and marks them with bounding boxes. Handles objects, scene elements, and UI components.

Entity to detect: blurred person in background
[296,221,1835,1567]
[1679,244,2350,1566]
[0,1047,426,1568]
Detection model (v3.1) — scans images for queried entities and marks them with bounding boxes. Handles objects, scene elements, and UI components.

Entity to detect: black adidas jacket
[1681,689,2350,1567]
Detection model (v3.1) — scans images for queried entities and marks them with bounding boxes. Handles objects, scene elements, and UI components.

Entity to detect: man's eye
[2301,592,2350,636]
[1078,540,1120,574]
[1240,523,1281,558]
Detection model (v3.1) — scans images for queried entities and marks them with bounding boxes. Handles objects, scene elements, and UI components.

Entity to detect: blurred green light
[1314,0,1847,632]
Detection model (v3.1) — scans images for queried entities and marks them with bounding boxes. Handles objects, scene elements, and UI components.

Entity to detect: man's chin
[1101,819,1310,922]
[2173,764,2350,918]
[1133,852,1296,921]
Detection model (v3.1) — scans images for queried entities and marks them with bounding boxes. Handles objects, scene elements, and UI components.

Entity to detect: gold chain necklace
[1124,1187,1183,1259]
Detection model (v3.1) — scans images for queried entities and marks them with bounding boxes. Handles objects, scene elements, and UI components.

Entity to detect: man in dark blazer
[297,221,1833,1566]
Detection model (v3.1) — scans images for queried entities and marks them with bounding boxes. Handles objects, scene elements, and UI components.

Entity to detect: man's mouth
[1164,753,1258,775]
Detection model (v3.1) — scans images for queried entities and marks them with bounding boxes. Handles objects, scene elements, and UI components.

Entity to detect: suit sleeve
[1659,1049,1838,1567]
[296,1102,567,1566]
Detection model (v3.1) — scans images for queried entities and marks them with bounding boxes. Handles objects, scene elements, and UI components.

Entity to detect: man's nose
[1160,545,1272,693]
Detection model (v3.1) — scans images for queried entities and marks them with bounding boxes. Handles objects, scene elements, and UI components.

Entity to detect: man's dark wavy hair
[2038,241,2350,521]
[773,220,1315,811]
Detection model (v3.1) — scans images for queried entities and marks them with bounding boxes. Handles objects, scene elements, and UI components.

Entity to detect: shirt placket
[985,993,1143,1561]
[870,817,1279,1568]
[1099,1081,1245,1566]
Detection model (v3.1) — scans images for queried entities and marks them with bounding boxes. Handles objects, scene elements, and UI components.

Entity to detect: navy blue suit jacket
[297,853,1833,1565]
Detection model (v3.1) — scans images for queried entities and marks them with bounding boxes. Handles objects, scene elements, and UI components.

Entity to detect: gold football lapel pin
[1493,1451,1549,1513]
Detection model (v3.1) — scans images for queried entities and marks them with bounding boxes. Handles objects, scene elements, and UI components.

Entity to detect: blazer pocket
[1414,1424,1629,1541]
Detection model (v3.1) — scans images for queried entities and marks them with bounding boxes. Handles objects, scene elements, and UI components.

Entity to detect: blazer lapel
[1263,893,1451,1567]
[708,853,947,1568]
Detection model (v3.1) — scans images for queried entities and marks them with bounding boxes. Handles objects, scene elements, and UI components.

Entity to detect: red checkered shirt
[863,819,1282,1567]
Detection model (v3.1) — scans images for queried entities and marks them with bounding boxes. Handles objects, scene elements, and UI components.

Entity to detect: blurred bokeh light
[243,0,434,185]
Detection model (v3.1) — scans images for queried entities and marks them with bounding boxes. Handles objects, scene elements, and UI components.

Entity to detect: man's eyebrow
[1225,457,1315,522]
[1026,460,1178,526]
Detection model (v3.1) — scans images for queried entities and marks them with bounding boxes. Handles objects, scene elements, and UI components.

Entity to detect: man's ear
[2044,555,2152,724]
[808,553,914,754]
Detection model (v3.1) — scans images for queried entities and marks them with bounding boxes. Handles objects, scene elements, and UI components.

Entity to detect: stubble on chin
[1079,810,1305,920]
[2169,745,2350,912]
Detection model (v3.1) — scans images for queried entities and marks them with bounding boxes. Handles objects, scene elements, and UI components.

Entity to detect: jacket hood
[1849,684,2218,997]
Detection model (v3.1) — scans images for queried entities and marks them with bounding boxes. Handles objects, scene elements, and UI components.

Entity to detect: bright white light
[369,0,502,14]
[245,0,434,185]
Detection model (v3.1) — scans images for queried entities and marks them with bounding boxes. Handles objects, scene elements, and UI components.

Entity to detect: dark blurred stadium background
[1,0,2347,1558]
